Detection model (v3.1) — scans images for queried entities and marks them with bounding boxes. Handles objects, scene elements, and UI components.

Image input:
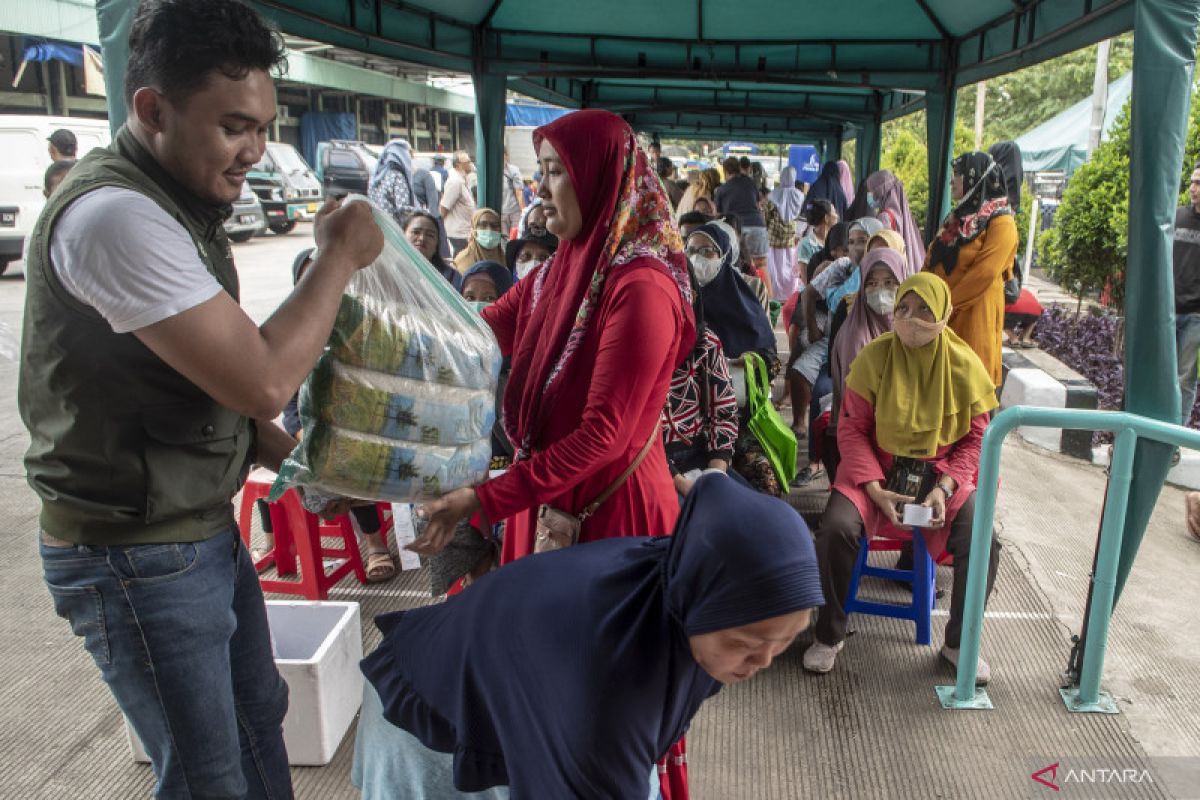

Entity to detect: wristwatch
[935,479,955,501]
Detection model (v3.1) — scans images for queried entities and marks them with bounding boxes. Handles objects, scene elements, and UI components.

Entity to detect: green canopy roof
[1016,71,1133,174]
[249,0,1135,144]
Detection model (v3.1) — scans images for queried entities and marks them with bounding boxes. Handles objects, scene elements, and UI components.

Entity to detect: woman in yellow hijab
[803,273,1002,685]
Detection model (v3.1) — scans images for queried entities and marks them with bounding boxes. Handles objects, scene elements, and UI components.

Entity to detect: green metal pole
[471,70,506,214]
[95,0,138,135]
[938,406,1200,712]
[1114,0,1200,605]
[924,74,957,242]
[1062,427,1137,713]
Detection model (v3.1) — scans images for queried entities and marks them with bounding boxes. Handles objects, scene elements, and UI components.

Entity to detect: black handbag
[884,456,936,503]
[1003,258,1022,305]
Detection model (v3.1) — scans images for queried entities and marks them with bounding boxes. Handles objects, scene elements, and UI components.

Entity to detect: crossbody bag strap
[579,427,659,521]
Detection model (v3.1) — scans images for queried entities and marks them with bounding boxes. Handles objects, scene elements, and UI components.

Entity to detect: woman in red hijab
[410,110,697,794]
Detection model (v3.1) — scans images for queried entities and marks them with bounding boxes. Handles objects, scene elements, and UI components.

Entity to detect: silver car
[224,180,267,243]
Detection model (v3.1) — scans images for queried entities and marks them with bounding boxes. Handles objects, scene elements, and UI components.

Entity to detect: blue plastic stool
[844,528,937,645]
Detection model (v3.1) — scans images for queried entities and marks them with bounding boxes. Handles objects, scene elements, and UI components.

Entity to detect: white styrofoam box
[999,367,1067,453]
[126,600,363,767]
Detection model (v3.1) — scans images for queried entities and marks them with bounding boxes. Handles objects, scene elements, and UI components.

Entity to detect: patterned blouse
[661,328,739,472]
[368,168,418,225]
[765,199,799,249]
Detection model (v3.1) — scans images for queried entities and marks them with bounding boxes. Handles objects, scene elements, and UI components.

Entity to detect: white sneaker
[802,641,844,674]
[940,645,991,686]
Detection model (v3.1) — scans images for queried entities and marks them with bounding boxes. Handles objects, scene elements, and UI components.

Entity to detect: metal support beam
[472,31,507,214]
[924,70,957,240]
[95,0,137,134]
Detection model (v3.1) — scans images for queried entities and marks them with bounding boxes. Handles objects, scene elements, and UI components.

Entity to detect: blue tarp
[299,112,355,169]
[788,145,822,184]
[21,38,83,67]
[1015,72,1133,175]
[505,103,570,127]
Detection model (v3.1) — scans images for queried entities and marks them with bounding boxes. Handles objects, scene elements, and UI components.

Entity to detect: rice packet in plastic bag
[270,195,502,505]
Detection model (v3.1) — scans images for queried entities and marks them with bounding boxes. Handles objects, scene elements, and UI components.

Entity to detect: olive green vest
[19,127,254,545]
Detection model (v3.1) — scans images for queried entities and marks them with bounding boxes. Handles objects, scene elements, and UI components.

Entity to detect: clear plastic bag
[271,196,501,504]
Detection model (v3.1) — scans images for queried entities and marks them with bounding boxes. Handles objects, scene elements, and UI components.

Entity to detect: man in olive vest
[18,1,383,796]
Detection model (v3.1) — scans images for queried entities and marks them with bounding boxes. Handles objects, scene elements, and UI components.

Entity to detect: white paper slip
[389,503,423,570]
[902,503,933,527]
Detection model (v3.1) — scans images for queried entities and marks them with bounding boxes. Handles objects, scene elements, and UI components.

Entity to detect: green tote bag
[743,352,798,487]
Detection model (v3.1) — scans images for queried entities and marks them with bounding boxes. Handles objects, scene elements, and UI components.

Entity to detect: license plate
[238,214,256,224]
[0,212,14,227]
[307,202,318,213]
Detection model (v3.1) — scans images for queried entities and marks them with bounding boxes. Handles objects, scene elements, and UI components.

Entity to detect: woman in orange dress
[924,151,1019,386]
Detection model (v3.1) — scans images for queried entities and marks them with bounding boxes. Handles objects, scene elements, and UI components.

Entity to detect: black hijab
[928,151,1011,275]
[988,141,1024,213]
[361,473,823,797]
[804,161,849,218]
[692,221,777,358]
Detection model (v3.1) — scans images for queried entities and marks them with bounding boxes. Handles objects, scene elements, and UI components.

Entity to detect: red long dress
[479,263,689,557]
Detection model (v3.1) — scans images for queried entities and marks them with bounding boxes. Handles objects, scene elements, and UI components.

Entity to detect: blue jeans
[808,361,832,461]
[41,526,292,799]
[1177,312,1200,424]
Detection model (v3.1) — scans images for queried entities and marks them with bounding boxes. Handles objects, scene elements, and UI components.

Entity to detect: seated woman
[822,247,906,484]
[662,264,740,497]
[453,208,506,273]
[352,474,824,799]
[803,274,1002,683]
[687,221,781,495]
[785,222,849,440]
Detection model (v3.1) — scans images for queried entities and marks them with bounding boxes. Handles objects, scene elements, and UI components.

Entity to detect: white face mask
[865,287,896,315]
[691,255,724,286]
[516,258,544,279]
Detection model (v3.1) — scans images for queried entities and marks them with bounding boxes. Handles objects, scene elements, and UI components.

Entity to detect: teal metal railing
[936,406,1200,713]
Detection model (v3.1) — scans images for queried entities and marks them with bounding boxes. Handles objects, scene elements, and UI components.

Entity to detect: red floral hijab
[504,110,694,458]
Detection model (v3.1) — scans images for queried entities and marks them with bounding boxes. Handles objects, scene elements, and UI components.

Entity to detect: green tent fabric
[1016,72,1133,174]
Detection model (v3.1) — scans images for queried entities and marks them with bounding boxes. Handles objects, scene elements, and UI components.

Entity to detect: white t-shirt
[50,187,223,334]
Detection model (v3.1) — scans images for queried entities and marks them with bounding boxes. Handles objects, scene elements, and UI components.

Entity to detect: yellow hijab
[845,273,997,458]
[869,229,906,256]
[453,208,505,273]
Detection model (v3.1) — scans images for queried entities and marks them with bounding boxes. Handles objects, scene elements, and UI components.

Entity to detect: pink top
[832,388,987,556]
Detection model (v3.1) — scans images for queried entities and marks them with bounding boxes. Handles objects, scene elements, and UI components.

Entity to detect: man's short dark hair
[125,0,287,108]
[722,157,740,176]
[677,211,712,229]
[44,159,76,191]
[657,156,675,179]
[739,156,752,171]
[48,129,77,157]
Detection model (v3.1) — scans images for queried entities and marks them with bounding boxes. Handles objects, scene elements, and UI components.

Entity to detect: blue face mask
[866,191,879,211]
[468,300,493,314]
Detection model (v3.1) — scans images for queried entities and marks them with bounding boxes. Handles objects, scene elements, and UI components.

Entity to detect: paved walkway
[3,436,1199,798]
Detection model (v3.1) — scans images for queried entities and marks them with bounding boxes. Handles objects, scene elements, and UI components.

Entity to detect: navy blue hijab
[462,260,514,297]
[804,161,850,218]
[360,473,822,798]
[691,221,777,359]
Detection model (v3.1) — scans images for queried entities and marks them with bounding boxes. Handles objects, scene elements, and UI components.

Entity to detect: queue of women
[348,110,1022,798]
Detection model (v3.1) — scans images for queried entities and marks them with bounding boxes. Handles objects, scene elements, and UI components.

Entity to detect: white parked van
[0,115,112,274]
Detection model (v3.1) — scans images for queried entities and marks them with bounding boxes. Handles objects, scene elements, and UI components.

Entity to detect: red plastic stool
[237,470,390,600]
